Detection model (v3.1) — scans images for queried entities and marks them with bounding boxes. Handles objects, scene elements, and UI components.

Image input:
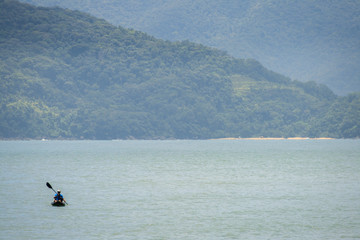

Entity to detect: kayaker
[54,190,65,203]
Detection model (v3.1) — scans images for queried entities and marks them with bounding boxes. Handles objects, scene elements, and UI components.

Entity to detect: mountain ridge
[19,0,360,95]
[1,0,359,139]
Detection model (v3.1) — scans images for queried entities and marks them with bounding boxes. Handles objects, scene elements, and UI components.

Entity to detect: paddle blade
[46,182,53,189]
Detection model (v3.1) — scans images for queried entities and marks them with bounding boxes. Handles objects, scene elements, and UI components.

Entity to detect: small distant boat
[51,201,66,207]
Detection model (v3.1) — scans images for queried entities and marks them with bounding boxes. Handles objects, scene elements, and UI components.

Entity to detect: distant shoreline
[0,137,341,141]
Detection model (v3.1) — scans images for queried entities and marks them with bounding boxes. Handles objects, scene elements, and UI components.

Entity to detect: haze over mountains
[19,0,360,95]
[1,0,359,139]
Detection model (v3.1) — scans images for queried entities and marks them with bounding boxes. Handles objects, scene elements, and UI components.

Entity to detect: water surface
[1,140,359,239]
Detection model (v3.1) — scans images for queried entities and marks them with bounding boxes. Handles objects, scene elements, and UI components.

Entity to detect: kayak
[51,201,65,207]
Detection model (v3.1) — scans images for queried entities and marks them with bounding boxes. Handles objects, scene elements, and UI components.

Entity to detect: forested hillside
[19,0,360,95]
[1,0,359,139]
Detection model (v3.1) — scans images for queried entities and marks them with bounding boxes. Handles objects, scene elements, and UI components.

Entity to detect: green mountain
[1,0,359,139]
[19,0,360,95]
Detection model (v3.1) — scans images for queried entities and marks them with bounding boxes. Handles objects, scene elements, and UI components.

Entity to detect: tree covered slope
[1,0,359,139]
[19,0,360,95]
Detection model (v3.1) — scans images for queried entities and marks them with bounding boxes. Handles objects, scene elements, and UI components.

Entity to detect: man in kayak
[54,190,65,203]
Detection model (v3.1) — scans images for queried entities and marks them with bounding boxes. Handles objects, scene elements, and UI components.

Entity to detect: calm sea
[1,140,359,240]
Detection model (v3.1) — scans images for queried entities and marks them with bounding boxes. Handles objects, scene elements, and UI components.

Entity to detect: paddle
[46,182,68,205]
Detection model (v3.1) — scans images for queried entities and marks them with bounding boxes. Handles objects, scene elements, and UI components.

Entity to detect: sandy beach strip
[211,137,335,140]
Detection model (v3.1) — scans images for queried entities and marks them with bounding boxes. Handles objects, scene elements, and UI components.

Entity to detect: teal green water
[1,140,360,239]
